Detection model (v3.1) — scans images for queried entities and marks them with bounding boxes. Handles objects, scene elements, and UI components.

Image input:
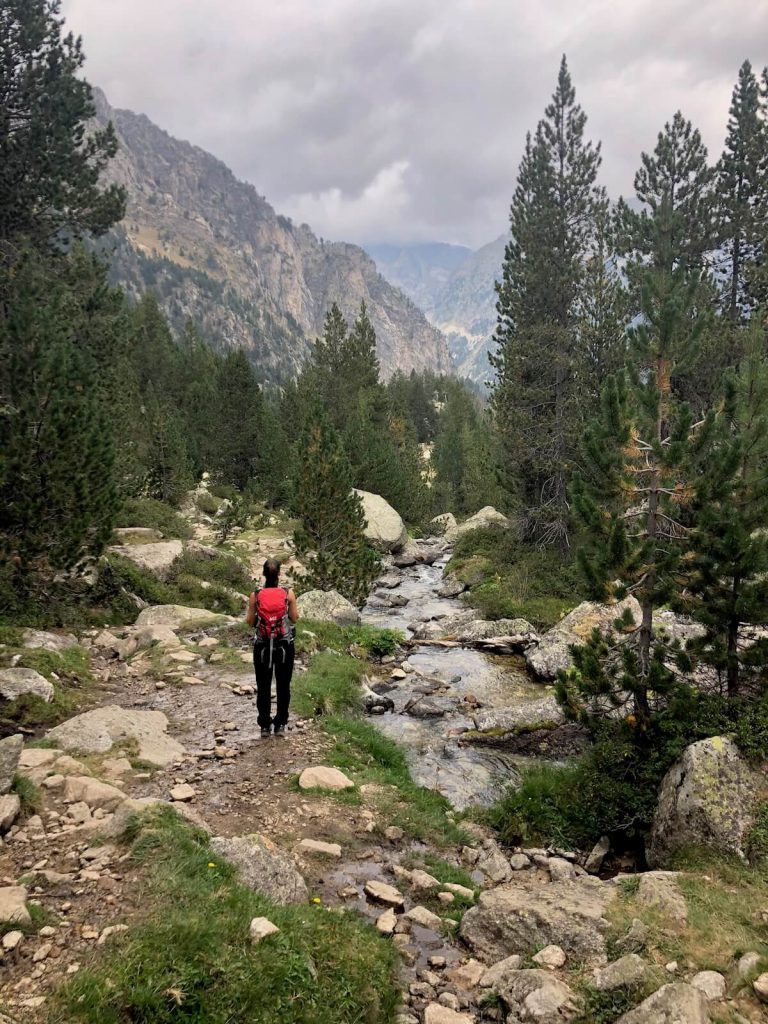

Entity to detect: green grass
[0,625,25,646]
[168,550,252,595]
[12,774,42,816]
[50,808,400,1024]
[119,498,193,540]
[0,644,94,733]
[446,527,582,629]
[292,652,366,717]
[296,621,402,660]
[572,984,640,1024]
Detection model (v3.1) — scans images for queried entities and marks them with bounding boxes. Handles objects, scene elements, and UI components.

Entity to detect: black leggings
[253,640,295,728]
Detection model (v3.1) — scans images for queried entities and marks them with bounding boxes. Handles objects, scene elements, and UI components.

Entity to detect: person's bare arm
[287,588,300,624]
[246,591,257,628]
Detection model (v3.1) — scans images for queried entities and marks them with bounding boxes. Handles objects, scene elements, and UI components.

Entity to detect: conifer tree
[682,321,768,695]
[0,0,124,258]
[491,56,601,549]
[0,255,118,600]
[212,349,262,490]
[292,407,378,604]
[746,67,768,307]
[716,61,765,320]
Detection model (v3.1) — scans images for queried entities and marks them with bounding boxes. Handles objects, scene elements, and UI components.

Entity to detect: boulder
[0,886,30,926]
[615,982,710,1023]
[444,506,511,544]
[0,734,23,795]
[460,876,615,964]
[134,605,230,630]
[585,836,611,875]
[62,776,127,812]
[353,489,408,552]
[647,737,762,868]
[112,527,163,543]
[0,794,20,833]
[210,834,308,904]
[47,707,185,767]
[526,596,641,680]
[0,667,54,703]
[690,971,726,1001]
[454,618,537,647]
[21,629,78,651]
[107,539,183,577]
[134,625,181,650]
[437,575,467,599]
[298,766,354,791]
[485,968,578,1023]
[429,512,457,537]
[593,954,647,992]
[473,696,565,736]
[299,590,361,626]
[533,945,567,969]
[636,872,687,923]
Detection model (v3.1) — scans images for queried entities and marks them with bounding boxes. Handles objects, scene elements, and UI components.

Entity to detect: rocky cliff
[93,90,453,384]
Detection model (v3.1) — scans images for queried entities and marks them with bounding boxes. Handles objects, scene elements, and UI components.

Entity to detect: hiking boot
[260,726,271,739]
[273,724,286,738]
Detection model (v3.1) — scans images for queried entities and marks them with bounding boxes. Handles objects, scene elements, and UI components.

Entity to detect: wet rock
[0,734,23,795]
[0,794,20,833]
[0,886,30,925]
[0,668,54,703]
[526,596,641,680]
[593,954,647,992]
[486,968,578,1023]
[210,834,309,904]
[437,575,467,599]
[63,776,127,812]
[363,688,395,715]
[647,737,762,868]
[353,489,408,552]
[403,696,446,718]
[460,876,615,965]
[299,589,362,626]
[444,507,511,544]
[533,945,567,969]
[585,836,610,875]
[690,971,725,1001]
[364,880,405,909]
[21,629,78,652]
[135,604,231,630]
[298,766,354,790]
[615,982,710,1023]
[297,839,341,858]
[249,917,280,942]
[472,697,564,738]
[636,872,687,924]
[455,618,536,646]
[47,706,185,767]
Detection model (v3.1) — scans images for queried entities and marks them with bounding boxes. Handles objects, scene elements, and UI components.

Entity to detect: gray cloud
[63,0,767,247]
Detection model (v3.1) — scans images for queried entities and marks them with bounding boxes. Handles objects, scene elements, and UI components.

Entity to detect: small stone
[364,880,404,908]
[249,917,280,943]
[384,826,405,841]
[337,886,358,899]
[509,853,530,870]
[38,926,56,937]
[753,972,768,1003]
[443,882,474,901]
[2,930,23,951]
[0,886,30,925]
[445,959,486,990]
[0,794,21,833]
[42,774,65,790]
[408,981,435,1000]
[665,960,678,973]
[404,905,442,931]
[423,1004,473,1024]
[409,869,441,891]
[428,956,447,969]
[170,783,196,802]
[691,970,726,1001]
[97,925,129,946]
[437,891,455,905]
[390,669,407,680]
[298,766,354,791]
[297,839,342,858]
[33,942,52,962]
[376,907,397,935]
[737,951,761,977]
[593,954,647,992]
[532,944,566,969]
[585,835,610,874]
[67,802,92,824]
[547,857,576,882]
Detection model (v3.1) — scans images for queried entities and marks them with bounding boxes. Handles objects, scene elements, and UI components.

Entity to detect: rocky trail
[0,499,767,1023]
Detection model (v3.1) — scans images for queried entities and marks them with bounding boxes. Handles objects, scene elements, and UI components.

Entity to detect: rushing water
[361,555,548,810]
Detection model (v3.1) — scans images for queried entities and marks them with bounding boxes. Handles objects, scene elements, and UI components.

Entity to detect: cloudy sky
[62,0,766,249]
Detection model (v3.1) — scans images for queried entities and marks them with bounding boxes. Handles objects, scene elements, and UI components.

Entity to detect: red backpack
[254,587,291,643]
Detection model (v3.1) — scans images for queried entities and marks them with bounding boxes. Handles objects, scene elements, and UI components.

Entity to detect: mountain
[92,90,452,384]
[365,236,507,384]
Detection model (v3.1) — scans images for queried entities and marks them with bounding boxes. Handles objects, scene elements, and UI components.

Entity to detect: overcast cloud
[62,0,768,248]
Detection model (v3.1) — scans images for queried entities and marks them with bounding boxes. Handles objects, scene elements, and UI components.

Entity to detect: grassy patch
[168,550,252,595]
[296,621,402,660]
[292,652,365,717]
[0,644,94,734]
[0,625,25,646]
[572,984,640,1024]
[446,527,582,629]
[119,497,193,539]
[12,774,42,815]
[50,808,399,1024]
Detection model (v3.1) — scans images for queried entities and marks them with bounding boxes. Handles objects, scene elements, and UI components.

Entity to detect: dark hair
[263,558,281,586]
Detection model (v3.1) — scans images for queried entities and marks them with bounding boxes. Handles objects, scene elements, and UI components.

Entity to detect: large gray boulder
[615,983,710,1023]
[460,875,615,965]
[0,735,23,796]
[526,596,641,680]
[352,489,408,552]
[47,707,185,767]
[299,589,361,626]
[108,539,183,577]
[444,506,511,543]
[210,834,308,904]
[0,667,54,703]
[473,695,565,735]
[135,604,232,630]
[485,968,578,1023]
[647,737,762,868]
[429,512,457,537]
[21,629,78,652]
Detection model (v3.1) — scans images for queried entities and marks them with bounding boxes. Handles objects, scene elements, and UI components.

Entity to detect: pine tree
[0,0,124,258]
[212,349,262,490]
[746,67,768,308]
[491,56,601,549]
[293,407,378,604]
[682,321,768,695]
[0,254,118,599]
[560,198,709,729]
[716,61,765,320]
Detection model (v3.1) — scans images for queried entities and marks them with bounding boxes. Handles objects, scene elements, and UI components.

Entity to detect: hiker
[246,558,299,738]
